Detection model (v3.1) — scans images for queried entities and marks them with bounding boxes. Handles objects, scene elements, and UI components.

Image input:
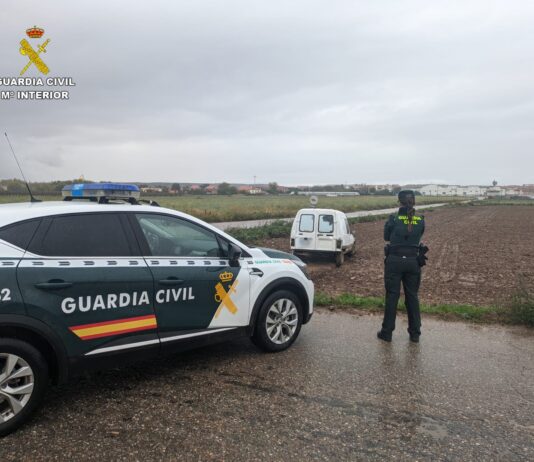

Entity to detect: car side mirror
[228,243,242,267]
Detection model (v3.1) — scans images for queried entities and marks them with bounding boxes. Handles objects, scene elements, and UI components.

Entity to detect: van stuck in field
[291,207,356,266]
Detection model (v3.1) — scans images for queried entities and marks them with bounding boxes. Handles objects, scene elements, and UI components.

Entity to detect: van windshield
[318,215,334,233]
[299,214,315,232]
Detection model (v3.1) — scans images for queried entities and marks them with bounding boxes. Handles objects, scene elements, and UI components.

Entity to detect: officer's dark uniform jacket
[382,207,425,337]
[384,209,425,248]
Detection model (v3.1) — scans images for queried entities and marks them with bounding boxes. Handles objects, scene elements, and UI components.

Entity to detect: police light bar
[62,183,141,202]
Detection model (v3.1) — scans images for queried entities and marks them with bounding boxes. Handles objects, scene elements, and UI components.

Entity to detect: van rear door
[315,214,336,252]
[294,212,315,251]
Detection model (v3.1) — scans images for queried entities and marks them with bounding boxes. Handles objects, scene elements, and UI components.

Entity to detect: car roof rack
[62,183,159,206]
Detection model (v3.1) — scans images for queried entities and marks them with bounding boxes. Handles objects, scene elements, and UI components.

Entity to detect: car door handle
[158,278,185,286]
[35,281,73,290]
[249,268,264,277]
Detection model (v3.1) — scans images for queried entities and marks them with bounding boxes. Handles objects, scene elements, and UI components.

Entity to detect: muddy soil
[257,206,534,306]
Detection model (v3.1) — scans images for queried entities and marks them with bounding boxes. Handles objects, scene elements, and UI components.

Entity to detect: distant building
[375,184,400,192]
[237,185,264,195]
[298,191,360,197]
[486,186,505,198]
[417,184,524,197]
[140,187,163,193]
[419,185,450,196]
[205,184,218,194]
[418,185,485,197]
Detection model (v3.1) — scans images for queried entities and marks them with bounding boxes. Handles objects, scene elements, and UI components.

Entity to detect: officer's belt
[389,246,419,257]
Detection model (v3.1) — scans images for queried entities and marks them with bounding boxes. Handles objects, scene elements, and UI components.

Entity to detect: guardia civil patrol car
[0,184,313,435]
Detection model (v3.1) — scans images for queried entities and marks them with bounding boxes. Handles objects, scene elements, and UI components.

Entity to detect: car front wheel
[0,339,49,437]
[252,290,303,352]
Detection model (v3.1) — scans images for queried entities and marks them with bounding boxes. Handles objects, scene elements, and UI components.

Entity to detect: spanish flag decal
[69,314,158,340]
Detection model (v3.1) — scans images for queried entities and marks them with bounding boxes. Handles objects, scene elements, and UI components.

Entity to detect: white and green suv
[0,184,314,435]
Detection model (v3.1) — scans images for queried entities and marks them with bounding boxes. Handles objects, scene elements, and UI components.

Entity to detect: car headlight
[294,260,312,280]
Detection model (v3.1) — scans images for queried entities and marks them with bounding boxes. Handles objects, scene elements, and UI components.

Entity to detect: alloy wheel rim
[266,299,299,344]
[0,354,35,423]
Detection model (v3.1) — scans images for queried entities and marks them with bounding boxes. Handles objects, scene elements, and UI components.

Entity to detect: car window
[0,219,40,250]
[136,214,222,257]
[29,214,132,257]
[299,214,314,232]
[345,218,350,234]
[318,215,334,233]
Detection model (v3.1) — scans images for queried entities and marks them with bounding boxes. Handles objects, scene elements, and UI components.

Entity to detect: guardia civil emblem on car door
[214,271,238,318]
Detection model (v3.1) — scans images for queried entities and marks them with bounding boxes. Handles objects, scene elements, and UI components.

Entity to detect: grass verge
[313,292,531,325]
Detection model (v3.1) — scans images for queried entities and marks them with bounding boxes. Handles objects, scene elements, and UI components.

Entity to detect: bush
[507,287,534,327]
[226,220,292,245]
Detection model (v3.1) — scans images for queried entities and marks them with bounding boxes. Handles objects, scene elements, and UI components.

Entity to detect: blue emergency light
[62,183,141,203]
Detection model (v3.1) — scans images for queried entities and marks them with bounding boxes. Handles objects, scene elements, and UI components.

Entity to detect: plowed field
[259,206,534,306]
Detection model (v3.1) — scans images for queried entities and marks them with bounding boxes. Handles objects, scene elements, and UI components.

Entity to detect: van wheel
[347,242,356,257]
[252,290,302,352]
[0,339,49,437]
[335,251,345,267]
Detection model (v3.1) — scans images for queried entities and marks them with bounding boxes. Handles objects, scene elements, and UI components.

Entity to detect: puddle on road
[414,417,451,439]
[375,407,451,440]
[225,376,453,440]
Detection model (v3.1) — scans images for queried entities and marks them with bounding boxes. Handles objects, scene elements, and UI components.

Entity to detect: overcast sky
[1,1,533,186]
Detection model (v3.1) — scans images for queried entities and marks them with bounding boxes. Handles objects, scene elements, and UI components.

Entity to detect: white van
[290,208,356,266]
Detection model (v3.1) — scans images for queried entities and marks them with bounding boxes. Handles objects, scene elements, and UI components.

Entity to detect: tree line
[0,179,407,196]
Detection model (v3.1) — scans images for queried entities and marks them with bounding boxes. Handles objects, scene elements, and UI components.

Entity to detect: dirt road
[262,205,534,306]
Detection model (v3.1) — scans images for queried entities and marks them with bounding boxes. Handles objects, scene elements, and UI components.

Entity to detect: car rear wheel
[0,339,49,437]
[252,290,303,352]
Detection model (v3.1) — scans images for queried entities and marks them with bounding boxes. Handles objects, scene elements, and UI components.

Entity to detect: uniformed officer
[378,190,426,343]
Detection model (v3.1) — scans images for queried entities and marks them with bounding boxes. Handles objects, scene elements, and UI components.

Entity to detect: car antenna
[4,132,41,203]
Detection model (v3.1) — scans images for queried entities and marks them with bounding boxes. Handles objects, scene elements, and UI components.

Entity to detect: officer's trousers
[382,255,421,336]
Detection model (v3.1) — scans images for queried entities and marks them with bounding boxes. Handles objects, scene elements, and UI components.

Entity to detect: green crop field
[0,194,462,222]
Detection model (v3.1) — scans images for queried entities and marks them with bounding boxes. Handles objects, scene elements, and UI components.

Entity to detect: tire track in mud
[435,242,459,283]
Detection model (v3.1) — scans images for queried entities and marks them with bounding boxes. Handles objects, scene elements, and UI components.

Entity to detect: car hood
[253,247,304,264]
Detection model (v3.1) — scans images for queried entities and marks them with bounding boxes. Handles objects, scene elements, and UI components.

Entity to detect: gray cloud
[1,0,533,185]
